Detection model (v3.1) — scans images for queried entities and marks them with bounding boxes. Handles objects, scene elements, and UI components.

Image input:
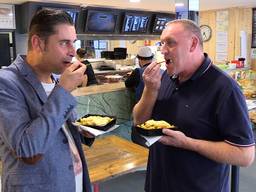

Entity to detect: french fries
[137,119,174,130]
[78,116,113,127]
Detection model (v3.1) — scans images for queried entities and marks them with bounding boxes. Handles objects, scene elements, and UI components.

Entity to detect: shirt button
[63,138,68,144]
[69,165,73,170]
[175,87,179,90]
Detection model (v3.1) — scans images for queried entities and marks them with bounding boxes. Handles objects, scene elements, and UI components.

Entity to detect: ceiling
[0,0,255,12]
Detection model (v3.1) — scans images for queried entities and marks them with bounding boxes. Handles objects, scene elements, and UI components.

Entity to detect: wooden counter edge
[72,82,126,97]
[83,135,149,183]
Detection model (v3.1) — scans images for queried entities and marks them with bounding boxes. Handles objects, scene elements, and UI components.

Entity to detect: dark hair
[76,48,87,59]
[28,8,74,50]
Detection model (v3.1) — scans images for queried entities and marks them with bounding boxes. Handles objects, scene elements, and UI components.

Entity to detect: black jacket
[82,60,98,86]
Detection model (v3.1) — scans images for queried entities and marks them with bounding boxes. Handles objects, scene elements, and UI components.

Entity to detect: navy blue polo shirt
[145,54,255,192]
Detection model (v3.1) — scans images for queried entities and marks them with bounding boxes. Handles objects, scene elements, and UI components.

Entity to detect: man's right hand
[132,62,162,125]
[142,61,162,92]
[59,61,87,92]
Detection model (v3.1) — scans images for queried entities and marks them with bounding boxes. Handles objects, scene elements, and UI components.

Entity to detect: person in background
[125,47,155,147]
[0,9,94,192]
[125,46,154,103]
[133,19,255,192]
[76,48,98,87]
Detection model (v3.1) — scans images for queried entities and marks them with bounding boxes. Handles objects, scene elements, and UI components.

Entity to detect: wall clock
[200,25,212,42]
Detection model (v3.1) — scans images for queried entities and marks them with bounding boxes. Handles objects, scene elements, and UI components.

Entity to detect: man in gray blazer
[0,9,94,192]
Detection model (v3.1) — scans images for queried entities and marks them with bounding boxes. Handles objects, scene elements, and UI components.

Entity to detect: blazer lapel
[13,55,48,104]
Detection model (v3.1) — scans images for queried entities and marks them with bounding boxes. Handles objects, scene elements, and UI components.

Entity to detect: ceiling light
[175,3,184,7]
[129,0,141,2]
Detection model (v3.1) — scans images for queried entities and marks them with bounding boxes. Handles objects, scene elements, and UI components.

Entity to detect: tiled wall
[75,89,135,140]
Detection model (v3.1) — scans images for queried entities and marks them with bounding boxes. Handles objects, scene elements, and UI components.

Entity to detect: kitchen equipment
[101,51,114,59]
[114,47,127,59]
[98,65,115,71]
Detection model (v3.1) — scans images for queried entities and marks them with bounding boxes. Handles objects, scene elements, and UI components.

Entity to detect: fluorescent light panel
[175,3,184,7]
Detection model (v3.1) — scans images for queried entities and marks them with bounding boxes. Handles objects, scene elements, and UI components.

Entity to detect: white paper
[216,53,228,62]
[216,11,228,31]
[251,48,256,59]
[216,42,228,52]
[73,123,119,136]
[215,31,228,62]
[216,32,228,43]
[216,10,229,22]
[246,100,256,111]
[142,135,162,147]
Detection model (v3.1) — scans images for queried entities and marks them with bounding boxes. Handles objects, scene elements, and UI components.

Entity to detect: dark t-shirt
[125,68,140,89]
[82,60,98,86]
[145,54,255,192]
[125,63,151,102]
[125,63,151,89]
[125,64,151,147]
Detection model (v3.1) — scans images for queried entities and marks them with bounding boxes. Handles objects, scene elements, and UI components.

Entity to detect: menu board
[152,16,173,33]
[122,14,150,33]
[85,10,117,33]
[0,4,15,29]
[252,8,256,48]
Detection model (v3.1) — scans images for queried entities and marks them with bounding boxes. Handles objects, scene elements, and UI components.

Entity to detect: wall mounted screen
[85,10,117,33]
[122,13,150,33]
[152,15,173,34]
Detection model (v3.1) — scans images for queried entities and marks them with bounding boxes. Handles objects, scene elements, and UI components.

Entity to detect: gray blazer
[0,55,92,192]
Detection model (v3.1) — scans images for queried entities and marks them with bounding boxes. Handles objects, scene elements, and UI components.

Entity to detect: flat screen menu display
[152,16,173,33]
[122,14,149,33]
[85,10,117,33]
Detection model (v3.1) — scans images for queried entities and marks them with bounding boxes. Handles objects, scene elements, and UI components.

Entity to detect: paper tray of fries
[75,114,116,131]
[73,114,118,136]
[135,119,178,136]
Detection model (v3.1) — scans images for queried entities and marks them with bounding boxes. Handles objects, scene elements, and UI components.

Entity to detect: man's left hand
[159,129,189,149]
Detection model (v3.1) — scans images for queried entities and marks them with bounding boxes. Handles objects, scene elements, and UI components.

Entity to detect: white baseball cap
[137,47,153,58]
